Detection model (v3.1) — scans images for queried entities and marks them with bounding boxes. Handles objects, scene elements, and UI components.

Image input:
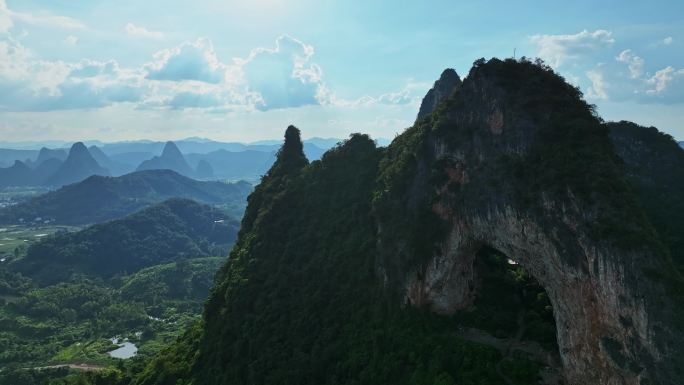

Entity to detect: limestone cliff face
[416,68,462,121]
[375,59,683,384]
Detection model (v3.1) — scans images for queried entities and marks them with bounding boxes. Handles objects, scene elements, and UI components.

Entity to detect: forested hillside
[0,199,239,381]
[0,170,251,225]
[13,199,238,284]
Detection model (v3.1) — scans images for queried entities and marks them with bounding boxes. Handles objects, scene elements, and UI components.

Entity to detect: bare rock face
[375,59,682,384]
[416,68,462,121]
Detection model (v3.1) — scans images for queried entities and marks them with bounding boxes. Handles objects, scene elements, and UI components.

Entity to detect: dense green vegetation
[481,60,658,251]
[0,197,239,384]
[120,258,225,312]
[455,248,557,351]
[13,199,238,284]
[607,122,684,368]
[0,256,226,379]
[608,121,684,273]
[0,169,252,225]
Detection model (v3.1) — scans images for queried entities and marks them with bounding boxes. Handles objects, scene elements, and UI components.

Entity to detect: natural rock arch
[403,215,654,385]
[374,59,680,384]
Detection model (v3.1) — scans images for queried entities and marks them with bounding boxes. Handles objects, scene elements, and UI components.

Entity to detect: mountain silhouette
[88,145,134,176]
[0,169,251,225]
[34,147,67,166]
[195,159,214,179]
[136,141,194,177]
[46,142,110,187]
[0,160,34,187]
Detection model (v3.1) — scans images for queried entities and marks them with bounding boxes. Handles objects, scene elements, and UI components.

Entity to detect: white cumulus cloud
[586,69,608,100]
[0,33,420,114]
[530,29,615,67]
[0,38,144,111]
[235,35,327,110]
[646,66,684,94]
[616,49,644,78]
[585,49,684,104]
[145,38,224,83]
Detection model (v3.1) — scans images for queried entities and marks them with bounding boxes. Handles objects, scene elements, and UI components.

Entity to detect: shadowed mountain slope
[0,169,252,225]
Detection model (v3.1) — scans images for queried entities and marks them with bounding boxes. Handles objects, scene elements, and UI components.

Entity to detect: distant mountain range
[0,137,379,187]
[0,136,384,151]
[0,142,108,188]
[34,147,67,166]
[0,169,252,225]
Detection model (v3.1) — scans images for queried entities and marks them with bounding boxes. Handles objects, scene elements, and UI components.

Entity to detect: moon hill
[123,58,683,385]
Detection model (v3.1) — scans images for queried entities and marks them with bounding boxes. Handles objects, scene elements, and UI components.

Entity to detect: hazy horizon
[0,135,379,150]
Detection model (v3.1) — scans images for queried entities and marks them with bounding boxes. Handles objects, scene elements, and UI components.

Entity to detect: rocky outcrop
[376,59,683,384]
[416,68,462,120]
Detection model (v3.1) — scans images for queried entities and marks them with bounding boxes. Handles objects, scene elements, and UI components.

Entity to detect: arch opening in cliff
[453,246,563,376]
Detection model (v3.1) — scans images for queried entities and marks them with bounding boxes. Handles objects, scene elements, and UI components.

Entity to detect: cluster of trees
[455,248,557,351]
[0,257,222,372]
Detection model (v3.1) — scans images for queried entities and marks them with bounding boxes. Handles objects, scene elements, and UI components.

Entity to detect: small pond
[108,338,138,359]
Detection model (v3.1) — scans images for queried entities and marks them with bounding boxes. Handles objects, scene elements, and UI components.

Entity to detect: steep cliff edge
[375,58,683,384]
[133,59,684,385]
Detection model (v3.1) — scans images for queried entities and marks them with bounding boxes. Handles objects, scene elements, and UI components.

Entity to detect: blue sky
[0,0,682,142]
